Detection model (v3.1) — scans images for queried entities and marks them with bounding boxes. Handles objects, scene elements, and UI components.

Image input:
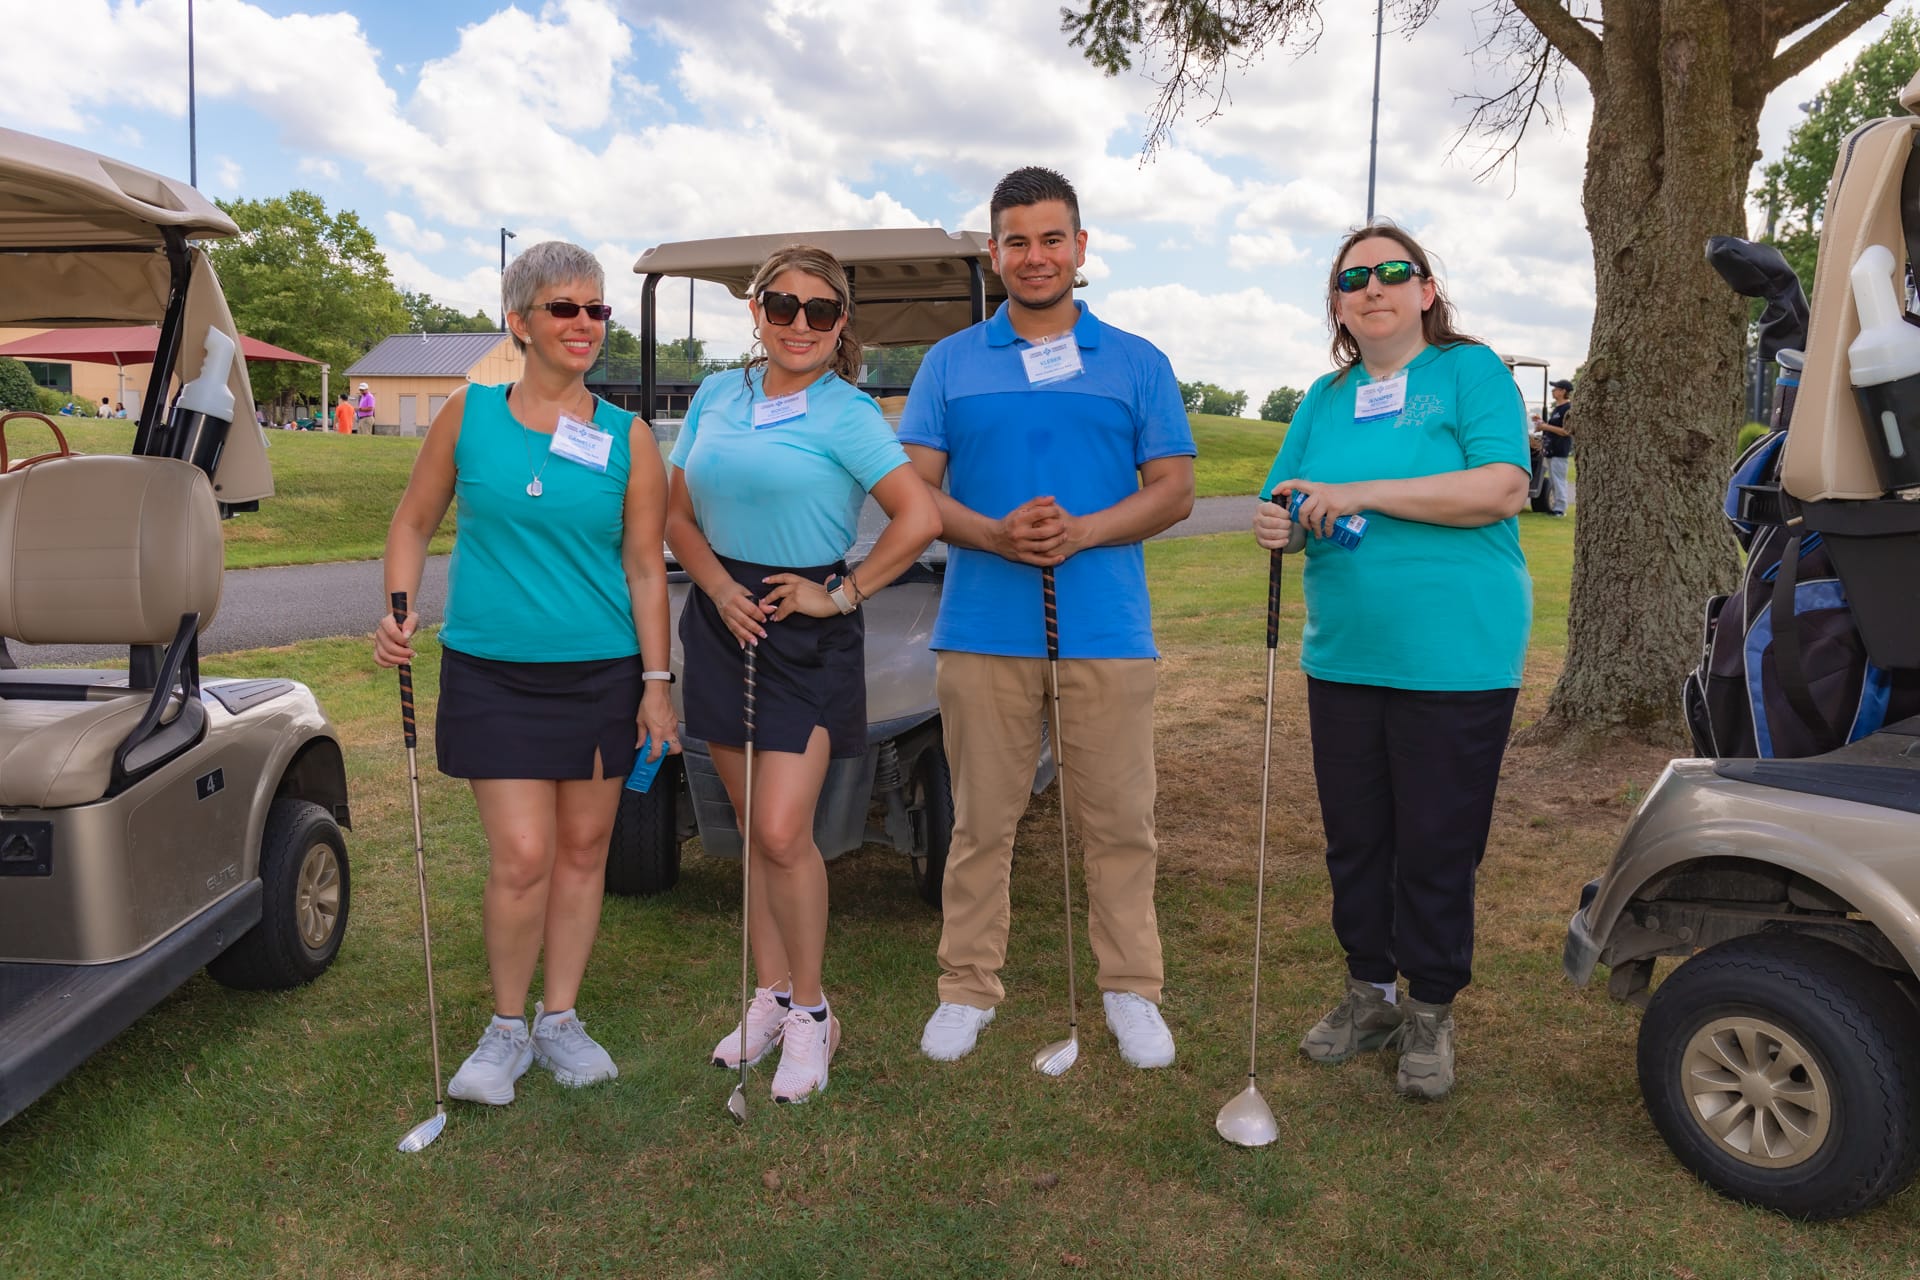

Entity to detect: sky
[3,0,1902,409]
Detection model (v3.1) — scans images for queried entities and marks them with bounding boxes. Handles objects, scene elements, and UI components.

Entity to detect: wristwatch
[825,574,859,615]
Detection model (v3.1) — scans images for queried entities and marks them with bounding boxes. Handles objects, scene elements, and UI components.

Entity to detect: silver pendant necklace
[514,386,591,498]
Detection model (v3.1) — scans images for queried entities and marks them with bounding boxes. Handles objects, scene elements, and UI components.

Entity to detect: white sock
[491,1013,527,1029]
[536,1006,574,1025]
[791,998,829,1022]
[1369,981,1398,1005]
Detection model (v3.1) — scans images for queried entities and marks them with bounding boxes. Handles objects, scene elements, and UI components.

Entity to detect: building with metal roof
[342,332,523,435]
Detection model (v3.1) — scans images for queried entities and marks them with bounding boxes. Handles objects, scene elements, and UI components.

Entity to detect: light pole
[187,0,198,187]
[498,228,516,330]
[1365,0,1383,222]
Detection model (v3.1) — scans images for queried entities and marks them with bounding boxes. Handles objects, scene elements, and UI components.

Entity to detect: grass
[8,515,1919,1277]
[1188,413,1286,499]
[8,417,453,569]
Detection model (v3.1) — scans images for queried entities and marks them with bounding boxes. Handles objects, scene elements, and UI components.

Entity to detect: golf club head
[726,1083,747,1124]
[1215,1083,1279,1148]
[396,1108,446,1154]
[1032,1036,1079,1077]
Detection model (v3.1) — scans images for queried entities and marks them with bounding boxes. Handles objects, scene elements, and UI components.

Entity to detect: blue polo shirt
[1261,341,1532,690]
[899,301,1195,659]
[671,367,910,567]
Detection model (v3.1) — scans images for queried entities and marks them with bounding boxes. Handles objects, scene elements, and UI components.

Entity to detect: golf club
[1216,529,1298,1148]
[391,590,448,1155]
[1032,566,1081,1077]
[727,642,758,1124]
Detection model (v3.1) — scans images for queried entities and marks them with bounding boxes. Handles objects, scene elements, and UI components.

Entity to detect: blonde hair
[744,245,861,386]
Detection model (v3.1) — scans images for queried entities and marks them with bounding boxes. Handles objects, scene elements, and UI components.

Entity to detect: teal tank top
[440,382,641,662]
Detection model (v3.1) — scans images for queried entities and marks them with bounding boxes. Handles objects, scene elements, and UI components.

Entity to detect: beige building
[345,333,523,436]
[0,327,149,415]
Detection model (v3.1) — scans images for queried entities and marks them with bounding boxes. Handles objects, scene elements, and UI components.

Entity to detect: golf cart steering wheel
[0,411,75,472]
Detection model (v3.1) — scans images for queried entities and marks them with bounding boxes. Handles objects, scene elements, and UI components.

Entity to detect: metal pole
[1366,0,1383,222]
[498,228,515,330]
[187,0,198,187]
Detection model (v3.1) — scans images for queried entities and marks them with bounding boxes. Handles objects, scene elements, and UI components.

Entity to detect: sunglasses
[531,301,613,320]
[1336,260,1426,293]
[759,290,845,332]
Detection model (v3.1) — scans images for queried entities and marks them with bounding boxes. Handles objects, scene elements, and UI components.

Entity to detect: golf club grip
[391,591,416,749]
[1042,567,1059,662]
[743,644,757,738]
[1267,549,1282,650]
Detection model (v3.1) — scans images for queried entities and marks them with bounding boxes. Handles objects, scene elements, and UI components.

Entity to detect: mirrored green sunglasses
[1337,260,1426,292]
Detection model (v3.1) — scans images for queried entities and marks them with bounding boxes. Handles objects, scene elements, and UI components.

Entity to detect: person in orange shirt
[334,393,354,434]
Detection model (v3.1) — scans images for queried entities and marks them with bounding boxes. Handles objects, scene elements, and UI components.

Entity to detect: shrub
[1736,420,1770,455]
[0,357,37,412]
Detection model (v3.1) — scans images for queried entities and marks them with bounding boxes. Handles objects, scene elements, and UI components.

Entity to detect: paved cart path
[7,495,1259,667]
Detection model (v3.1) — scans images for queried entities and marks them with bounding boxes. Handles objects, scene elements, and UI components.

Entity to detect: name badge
[549,414,613,472]
[1021,335,1083,385]
[1354,375,1406,423]
[751,390,807,429]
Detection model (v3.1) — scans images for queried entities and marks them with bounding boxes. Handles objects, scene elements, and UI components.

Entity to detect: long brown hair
[744,245,862,387]
[1325,220,1481,380]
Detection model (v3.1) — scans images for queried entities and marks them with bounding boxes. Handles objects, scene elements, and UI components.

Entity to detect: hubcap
[1679,1015,1832,1168]
[295,841,342,950]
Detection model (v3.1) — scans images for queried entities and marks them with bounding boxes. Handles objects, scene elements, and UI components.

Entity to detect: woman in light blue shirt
[666,245,940,1104]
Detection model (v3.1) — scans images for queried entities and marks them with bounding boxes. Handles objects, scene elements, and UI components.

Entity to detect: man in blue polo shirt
[900,166,1196,1069]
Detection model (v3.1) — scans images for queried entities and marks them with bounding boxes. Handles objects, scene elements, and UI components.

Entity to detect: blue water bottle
[1289,490,1368,550]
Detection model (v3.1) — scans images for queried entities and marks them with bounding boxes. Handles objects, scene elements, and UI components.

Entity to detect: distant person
[334,393,354,435]
[355,382,375,434]
[375,240,678,1107]
[113,402,127,419]
[1539,379,1573,516]
[99,396,112,417]
[1252,219,1531,1101]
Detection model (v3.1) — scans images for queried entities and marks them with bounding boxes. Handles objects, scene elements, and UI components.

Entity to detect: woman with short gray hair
[376,240,678,1107]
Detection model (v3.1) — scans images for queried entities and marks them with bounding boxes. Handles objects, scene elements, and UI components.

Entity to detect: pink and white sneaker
[711,986,789,1069]
[770,1004,841,1104]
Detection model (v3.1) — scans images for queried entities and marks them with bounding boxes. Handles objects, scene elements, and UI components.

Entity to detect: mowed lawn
[6,512,1918,1279]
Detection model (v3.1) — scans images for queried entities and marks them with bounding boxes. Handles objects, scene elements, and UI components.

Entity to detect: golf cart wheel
[605,755,681,897]
[208,799,350,991]
[1636,932,1920,1219]
[906,739,953,909]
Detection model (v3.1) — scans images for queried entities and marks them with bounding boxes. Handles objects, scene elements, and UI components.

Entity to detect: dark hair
[1325,219,1481,379]
[990,166,1080,236]
[743,245,862,387]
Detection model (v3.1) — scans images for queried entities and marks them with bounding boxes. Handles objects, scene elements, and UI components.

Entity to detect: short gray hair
[502,241,606,350]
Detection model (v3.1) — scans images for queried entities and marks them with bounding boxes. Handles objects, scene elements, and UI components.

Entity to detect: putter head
[396,1108,446,1154]
[1215,1083,1279,1148]
[726,1083,747,1124]
[1032,1036,1079,1077]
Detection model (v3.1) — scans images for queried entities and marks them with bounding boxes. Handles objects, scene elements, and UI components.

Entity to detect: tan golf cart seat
[0,454,223,807]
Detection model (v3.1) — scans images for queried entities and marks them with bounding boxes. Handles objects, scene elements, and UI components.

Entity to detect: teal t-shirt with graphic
[1260,341,1532,691]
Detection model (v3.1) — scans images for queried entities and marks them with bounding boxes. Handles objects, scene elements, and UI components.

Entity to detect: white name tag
[1021,335,1084,385]
[549,413,613,472]
[751,390,807,429]
[1354,375,1406,423]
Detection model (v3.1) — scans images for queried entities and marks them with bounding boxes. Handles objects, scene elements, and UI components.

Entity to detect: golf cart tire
[207,799,350,991]
[1636,932,1920,1220]
[907,740,953,909]
[605,756,682,897]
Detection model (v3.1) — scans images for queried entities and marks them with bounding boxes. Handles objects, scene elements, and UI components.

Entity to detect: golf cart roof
[0,128,268,503]
[1500,354,1551,370]
[633,228,1007,347]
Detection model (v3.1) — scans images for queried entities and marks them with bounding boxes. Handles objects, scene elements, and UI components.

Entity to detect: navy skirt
[680,555,866,758]
[436,646,642,780]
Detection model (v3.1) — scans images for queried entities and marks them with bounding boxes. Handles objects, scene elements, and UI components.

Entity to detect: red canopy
[0,325,318,365]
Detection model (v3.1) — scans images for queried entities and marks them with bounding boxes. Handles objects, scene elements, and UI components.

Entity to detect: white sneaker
[447,1019,534,1105]
[919,1002,996,1061]
[712,986,789,1069]
[770,1005,841,1104]
[1103,991,1175,1068]
[531,1004,618,1088]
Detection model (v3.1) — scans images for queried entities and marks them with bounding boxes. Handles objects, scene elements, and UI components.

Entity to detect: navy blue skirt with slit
[435,646,642,780]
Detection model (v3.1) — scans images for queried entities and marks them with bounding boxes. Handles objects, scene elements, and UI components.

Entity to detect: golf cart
[0,129,352,1128]
[1563,73,1920,1220]
[1499,353,1558,513]
[595,229,1029,908]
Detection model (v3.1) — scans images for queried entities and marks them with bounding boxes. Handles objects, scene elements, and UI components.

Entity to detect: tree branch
[1510,0,1602,80]
[1765,0,1889,92]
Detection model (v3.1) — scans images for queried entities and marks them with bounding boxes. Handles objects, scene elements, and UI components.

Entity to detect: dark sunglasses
[531,301,613,320]
[759,289,845,332]
[1336,260,1426,293]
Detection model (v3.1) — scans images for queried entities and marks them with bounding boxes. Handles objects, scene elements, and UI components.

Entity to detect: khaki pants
[934,651,1164,1008]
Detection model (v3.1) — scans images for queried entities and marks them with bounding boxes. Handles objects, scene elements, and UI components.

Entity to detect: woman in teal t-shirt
[1252,221,1532,1102]
[665,245,940,1104]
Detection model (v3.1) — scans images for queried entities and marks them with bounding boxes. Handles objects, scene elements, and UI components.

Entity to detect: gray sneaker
[532,1004,619,1088]
[447,1020,534,1105]
[1299,977,1405,1064]
[1391,998,1455,1100]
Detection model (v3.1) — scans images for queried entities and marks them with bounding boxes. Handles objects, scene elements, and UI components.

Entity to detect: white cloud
[1228,230,1306,270]
[298,156,341,181]
[1099,281,1328,404]
[215,156,243,192]
[384,211,447,255]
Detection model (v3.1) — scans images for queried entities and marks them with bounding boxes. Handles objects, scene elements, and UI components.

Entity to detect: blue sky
[7,0,1898,406]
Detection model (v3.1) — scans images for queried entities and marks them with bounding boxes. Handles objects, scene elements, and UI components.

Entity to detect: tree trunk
[1525,0,1760,746]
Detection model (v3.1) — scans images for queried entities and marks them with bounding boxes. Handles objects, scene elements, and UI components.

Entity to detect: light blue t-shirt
[441,382,639,662]
[1261,341,1532,691]
[898,301,1195,659]
[670,367,909,567]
